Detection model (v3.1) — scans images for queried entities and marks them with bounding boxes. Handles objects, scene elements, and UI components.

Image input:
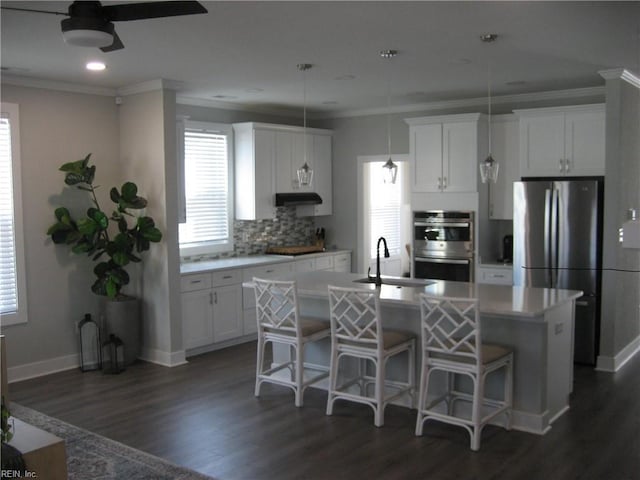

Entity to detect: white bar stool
[415,294,513,451]
[326,285,415,427]
[253,277,330,407]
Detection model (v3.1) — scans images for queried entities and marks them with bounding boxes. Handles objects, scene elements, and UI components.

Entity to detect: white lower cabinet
[333,252,351,272]
[181,269,243,352]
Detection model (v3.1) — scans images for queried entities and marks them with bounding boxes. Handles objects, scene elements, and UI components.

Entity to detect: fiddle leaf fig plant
[47,154,162,299]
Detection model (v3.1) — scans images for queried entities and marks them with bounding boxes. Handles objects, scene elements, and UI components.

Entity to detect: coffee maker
[502,235,513,263]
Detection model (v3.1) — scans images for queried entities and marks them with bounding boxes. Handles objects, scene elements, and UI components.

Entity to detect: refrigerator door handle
[550,188,560,288]
[544,188,552,287]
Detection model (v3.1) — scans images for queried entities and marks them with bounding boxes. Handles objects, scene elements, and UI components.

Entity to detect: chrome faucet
[368,236,390,286]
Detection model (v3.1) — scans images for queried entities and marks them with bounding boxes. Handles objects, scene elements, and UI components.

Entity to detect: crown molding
[117,78,184,96]
[0,74,116,97]
[598,68,640,89]
[323,86,605,119]
[177,95,301,118]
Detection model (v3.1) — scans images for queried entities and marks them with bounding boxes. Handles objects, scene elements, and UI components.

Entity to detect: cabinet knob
[565,158,571,172]
[559,159,564,172]
[442,176,447,189]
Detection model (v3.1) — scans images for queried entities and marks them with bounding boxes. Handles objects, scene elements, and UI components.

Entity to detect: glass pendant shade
[382,158,398,184]
[480,154,499,183]
[297,162,313,186]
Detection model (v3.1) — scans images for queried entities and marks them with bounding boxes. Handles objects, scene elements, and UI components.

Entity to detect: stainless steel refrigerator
[513,179,603,364]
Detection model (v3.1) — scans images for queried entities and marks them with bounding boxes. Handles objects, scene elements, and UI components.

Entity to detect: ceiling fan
[1,1,208,52]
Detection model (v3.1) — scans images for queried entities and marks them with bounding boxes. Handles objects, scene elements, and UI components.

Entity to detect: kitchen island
[244,270,583,435]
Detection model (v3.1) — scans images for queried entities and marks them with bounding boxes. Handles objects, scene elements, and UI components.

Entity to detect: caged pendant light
[380,49,398,184]
[479,34,500,184]
[296,63,314,187]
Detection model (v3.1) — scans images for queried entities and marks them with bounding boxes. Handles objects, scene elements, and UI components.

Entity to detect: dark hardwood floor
[9,342,640,480]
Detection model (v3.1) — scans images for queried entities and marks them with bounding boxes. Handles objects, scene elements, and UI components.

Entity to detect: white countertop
[244,270,583,320]
[180,250,351,275]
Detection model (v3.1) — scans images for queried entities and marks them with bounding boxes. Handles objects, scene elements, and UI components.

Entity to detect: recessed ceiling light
[211,94,237,100]
[335,74,356,81]
[86,61,106,71]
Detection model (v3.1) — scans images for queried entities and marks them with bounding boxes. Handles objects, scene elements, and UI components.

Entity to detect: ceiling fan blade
[102,1,207,22]
[100,29,125,52]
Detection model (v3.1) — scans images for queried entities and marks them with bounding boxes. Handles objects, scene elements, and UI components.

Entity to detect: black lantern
[102,334,125,374]
[78,313,102,372]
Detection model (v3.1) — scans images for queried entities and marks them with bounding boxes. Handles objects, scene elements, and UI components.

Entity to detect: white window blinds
[1,103,27,325]
[367,161,402,259]
[178,123,233,254]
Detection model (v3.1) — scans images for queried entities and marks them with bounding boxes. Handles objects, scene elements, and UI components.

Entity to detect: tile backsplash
[182,207,316,261]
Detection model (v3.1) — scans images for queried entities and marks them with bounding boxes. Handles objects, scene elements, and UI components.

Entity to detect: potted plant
[47,154,162,365]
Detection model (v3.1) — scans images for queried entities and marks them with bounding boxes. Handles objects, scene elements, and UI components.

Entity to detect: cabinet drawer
[243,262,293,282]
[315,255,333,270]
[478,267,513,285]
[181,273,212,292]
[333,253,351,272]
[211,269,242,287]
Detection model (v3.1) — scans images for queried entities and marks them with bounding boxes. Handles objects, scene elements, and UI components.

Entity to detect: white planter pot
[103,295,140,366]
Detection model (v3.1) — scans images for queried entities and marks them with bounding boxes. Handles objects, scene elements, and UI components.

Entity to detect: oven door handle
[414,222,470,228]
[414,257,470,265]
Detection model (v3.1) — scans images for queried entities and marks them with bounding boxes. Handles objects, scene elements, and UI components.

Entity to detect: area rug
[9,403,214,480]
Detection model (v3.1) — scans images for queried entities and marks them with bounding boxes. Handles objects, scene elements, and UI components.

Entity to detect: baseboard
[185,334,257,358]
[596,335,640,372]
[139,347,188,367]
[7,354,79,384]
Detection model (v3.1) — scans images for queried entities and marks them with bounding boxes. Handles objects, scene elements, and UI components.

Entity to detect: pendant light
[479,34,499,184]
[296,63,314,187]
[381,49,398,184]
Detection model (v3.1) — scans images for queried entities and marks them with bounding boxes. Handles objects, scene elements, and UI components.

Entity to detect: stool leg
[255,335,265,397]
[295,342,304,407]
[374,357,384,427]
[326,347,338,416]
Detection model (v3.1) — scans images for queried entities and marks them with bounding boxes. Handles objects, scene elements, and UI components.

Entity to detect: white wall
[1,85,120,374]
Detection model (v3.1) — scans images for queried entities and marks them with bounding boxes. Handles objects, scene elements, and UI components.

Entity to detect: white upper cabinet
[488,114,520,220]
[233,123,277,220]
[516,104,605,177]
[235,122,332,219]
[406,113,482,194]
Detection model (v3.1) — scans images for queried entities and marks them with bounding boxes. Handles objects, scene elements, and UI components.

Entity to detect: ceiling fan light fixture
[61,17,114,47]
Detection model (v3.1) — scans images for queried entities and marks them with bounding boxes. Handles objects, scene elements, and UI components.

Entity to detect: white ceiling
[1,1,639,117]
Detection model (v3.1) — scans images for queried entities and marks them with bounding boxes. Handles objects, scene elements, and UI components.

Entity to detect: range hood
[275,192,323,207]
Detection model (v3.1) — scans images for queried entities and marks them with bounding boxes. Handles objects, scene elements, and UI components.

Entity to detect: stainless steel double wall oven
[412,211,474,282]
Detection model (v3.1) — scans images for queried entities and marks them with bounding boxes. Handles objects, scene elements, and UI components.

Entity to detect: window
[178,121,234,256]
[360,157,410,277]
[1,102,27,326]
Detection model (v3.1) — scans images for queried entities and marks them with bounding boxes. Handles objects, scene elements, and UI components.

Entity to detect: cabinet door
[212,284,243,343]
[254,129,277,220]
[489,117,520,219]
[312,134,332,215]
[519,113,565,177]
[275,131,295,193]
[442,121,477,192]
[182,289,214,349]
[565,109,605,176]
[410,124,442,192]
[333,253,351,272]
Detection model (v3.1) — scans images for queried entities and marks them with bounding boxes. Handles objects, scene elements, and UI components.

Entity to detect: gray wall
[1,85,121,370]
[600,77,640,367]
